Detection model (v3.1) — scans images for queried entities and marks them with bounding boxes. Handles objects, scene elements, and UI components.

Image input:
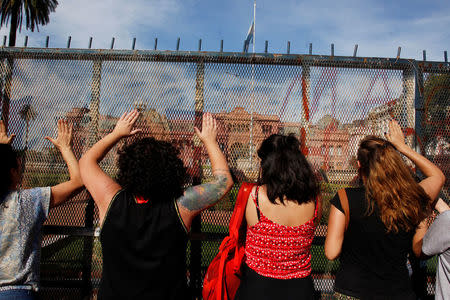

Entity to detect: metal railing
[0,46,448,299]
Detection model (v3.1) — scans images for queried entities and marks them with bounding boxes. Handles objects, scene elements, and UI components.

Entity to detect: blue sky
[0,0,448,61]
[1,0,448,150]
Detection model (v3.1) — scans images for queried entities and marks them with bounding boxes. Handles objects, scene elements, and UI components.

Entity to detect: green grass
[26,172,69,187]
[201,223,228,233]
[41,236,103,278]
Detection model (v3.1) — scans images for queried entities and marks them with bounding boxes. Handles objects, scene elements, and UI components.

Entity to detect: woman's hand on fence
[112,110,142,138]
[45,119,73,151]
[194,113,218,145]
[0,120,15,144]
[385,120,407,150]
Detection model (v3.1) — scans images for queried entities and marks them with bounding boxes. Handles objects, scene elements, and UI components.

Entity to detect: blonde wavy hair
[357,136,431,233]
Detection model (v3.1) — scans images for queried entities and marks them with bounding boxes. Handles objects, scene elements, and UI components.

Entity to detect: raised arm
[79,110,141,223]
[386,120,445,201]
[0,120,15,144]
[176,113,233,230]
[386,120,446,256]
[46,120,84,208]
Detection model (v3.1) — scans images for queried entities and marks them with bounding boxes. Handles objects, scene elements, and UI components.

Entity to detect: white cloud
[0,0,182,49]
[263,0,449,61]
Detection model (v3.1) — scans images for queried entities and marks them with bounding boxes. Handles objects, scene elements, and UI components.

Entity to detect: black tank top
[98,190,189,300]
[331,187,416,299]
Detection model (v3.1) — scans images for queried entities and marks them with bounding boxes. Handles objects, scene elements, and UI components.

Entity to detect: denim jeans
[0,289,37,300]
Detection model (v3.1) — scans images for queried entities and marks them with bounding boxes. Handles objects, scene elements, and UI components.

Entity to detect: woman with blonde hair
[325,120,445,299]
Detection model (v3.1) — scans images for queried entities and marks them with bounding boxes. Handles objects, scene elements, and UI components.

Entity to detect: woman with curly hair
[79,110,233,300]
[325,120,446,299]
[0,120,83,300]
[235,134,321,300]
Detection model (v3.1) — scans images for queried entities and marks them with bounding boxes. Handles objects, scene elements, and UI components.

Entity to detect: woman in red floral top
[235,134,321,300]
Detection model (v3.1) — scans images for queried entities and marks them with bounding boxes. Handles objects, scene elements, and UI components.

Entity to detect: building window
[262,124,272,135]
[321,145,326,156]
[337,146,342,156]
[329,146,334,155]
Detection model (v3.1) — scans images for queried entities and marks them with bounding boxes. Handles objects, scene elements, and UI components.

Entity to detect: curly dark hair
[117,138,187,202]
[0,144,18,198]
[257,134,319,205]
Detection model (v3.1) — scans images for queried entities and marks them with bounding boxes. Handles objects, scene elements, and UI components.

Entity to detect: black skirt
[235,264,316,300]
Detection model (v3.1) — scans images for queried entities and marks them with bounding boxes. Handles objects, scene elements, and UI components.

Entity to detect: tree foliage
[422,73,450,144]
[0,0,58,46]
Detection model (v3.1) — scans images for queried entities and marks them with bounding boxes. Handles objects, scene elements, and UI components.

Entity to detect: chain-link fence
[0,47,448,299]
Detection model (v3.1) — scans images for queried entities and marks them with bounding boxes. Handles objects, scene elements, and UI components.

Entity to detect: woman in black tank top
[325,120,445,299]
[80,111,233,299]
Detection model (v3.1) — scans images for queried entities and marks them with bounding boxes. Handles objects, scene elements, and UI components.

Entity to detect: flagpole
[249,0,256,168]
[253,0,256,54]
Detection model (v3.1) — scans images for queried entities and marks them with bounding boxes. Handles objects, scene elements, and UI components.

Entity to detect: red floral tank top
[244,186,318,279]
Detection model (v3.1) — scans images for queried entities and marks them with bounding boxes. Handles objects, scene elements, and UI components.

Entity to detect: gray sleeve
[422,210,450,256]
[39,186,52,218]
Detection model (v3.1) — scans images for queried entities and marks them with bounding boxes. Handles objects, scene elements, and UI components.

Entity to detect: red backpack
[202,182,256,300]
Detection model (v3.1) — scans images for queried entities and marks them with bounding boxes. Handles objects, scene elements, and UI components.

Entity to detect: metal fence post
[191,60,205,298]
[1,58,13,130]
[82,59,103,297]
[413,62,425,153]
[401,66,416,148]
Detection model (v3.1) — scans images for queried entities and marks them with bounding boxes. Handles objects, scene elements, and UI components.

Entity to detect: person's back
[330,187,415,298]
[0,188,51,292]
[0,120,83,300]
[246,185,316,227]
[245,185,318,279]
[80,111,233,299]
[99,190,188,299]
[325,120,446,300]
[236,134,320,300]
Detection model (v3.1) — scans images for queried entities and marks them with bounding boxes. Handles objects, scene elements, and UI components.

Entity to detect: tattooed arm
[176,113,233,231]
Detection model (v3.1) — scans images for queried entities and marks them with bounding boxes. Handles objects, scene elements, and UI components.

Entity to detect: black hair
[0,144,18,198]
[257,134,319,205]
[117,137,187,202]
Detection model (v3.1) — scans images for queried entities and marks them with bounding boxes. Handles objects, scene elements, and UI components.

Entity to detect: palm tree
[19,103,37,150]
[0,0,58,46]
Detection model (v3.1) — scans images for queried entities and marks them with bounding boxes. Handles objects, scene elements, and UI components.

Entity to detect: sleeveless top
[98,190,189,300]
[331,187,416,299]
[244,186,319,279]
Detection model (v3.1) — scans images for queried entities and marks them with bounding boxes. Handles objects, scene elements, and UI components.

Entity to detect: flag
[244,22,254,53]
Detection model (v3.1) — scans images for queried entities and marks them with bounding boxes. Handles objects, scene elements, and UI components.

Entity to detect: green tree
[422,73,450,147]
[0,0,58,46]
[19,103,37,149]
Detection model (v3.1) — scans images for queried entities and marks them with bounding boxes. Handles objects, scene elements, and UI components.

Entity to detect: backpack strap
[337,188,350,230]
[229,182,256,240]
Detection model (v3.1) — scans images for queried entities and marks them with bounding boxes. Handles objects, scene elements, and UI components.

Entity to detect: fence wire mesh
[0,48,448,299]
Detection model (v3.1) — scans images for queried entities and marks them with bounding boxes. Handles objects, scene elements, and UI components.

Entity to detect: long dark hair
[117,137,187,202]
[257,134,319,205]
[357,136,431,232]
[0,144,18,198]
